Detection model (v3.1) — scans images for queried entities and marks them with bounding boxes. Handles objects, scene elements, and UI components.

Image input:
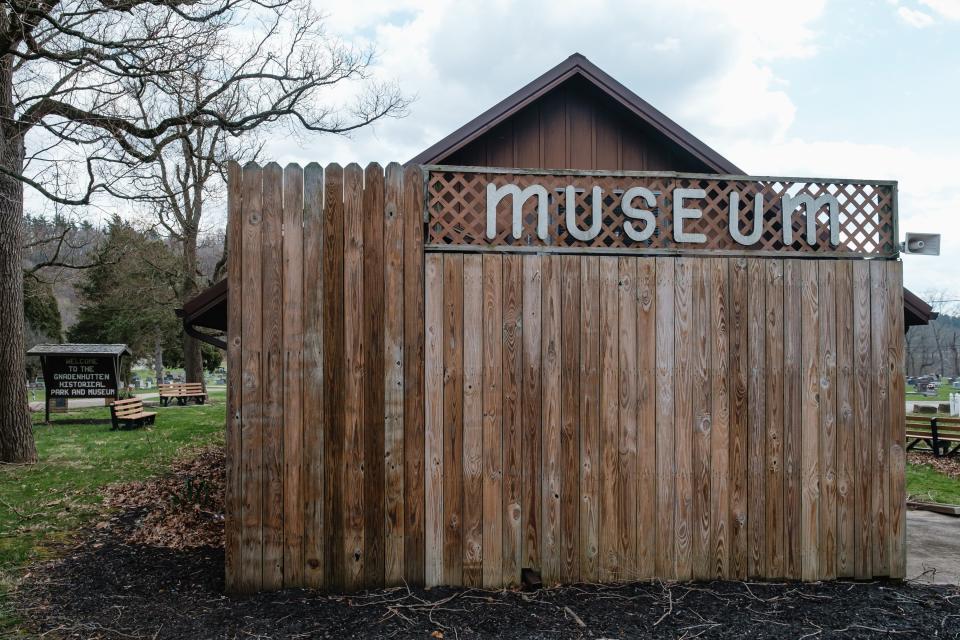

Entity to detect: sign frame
[423,165,900,260]
[27,345,130,422]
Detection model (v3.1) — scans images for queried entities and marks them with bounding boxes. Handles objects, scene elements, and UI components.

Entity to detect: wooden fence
[226,162,425,592]
[226,162,906,592]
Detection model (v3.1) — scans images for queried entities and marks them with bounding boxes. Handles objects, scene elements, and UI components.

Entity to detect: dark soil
[13,448,960,639]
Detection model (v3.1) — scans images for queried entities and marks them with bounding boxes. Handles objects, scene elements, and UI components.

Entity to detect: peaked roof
[408,53,743,174]
[27,343,131,357]
[904,288,938,327]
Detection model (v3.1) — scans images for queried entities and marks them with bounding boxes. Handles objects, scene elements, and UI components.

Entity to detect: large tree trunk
[154,332,164,385]
[0,58,37,462]
[181,228,203,384]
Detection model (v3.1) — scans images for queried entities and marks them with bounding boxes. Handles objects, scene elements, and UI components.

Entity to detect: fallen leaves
[908,451,960,481]
[101,445,224,549]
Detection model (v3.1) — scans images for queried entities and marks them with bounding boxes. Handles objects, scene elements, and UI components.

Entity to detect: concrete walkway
[907,509,960,585]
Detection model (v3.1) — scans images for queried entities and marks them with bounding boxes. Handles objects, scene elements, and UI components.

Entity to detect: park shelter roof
[904,288,938,328]
[178,278,227,332]
[27,343,131,357]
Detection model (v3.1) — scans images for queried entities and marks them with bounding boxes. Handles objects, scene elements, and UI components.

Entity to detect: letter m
[781,192,840,246]
[486,183,550,240]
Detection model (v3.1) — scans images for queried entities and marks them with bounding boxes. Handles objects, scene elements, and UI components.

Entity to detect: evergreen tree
[68,218,182,369]
[23,277,61,343]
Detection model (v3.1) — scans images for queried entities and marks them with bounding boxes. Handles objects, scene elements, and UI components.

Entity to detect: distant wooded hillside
[23,214,225,370]
[906,311,960,377]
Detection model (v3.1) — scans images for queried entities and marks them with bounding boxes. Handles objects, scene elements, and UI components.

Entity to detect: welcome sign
[426,168,897,257]
[43,356,120,399]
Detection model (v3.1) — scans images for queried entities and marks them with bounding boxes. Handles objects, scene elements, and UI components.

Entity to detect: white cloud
[652,37,680,52]
[898,6,936,27]
[920,0,960,20]
[264,0,824,164]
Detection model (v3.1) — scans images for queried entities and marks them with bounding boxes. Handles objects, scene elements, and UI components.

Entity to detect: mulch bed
[13,448,960,639]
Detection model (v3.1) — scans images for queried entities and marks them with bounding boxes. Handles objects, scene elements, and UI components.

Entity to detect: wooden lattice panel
[426,169,897,257]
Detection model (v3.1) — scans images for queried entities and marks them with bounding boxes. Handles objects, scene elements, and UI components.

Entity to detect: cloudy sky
[265,0,957,297]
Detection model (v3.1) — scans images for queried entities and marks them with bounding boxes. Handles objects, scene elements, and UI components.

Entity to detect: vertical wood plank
[545,87,568,168]
[579,256,601,582]
[322,164,344,589]
[782,260,802,580]
[673,257,693,581]
[541,255,562,583]
[560,255,580,583]
[800,260,820,581]
[225,162,244,592]
[765,259,784,578]
[513,104,541,168]
[501,255,523,585]
[402,165,425,585]
[342,163,366,589]
[835,261,855,578]
[424,254,444,587]
[240,162,263,593]
[655,258,676,579]
[636,258,657,578]
[818,261,838,580]
[599,256,621,580]
[709,258,729,579]
[521,255,542,572]
[302,163,325,588]
[691,258,711,580]
[870,260,890,576]
[261,163,284,590]
[617,257,638,580]
[887,261,906,579]
[482,255,504,588]
[362,165,385,588]
[852,261,872,579]
[746,258,766,578]
[383,163,405,585]
[728,257,749,579]
[281,163,304,588]
[443,254,465,585]
[462,255,484,587]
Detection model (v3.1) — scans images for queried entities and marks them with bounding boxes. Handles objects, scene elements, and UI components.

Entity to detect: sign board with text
[27,344,130,422]
[425,167,898,258]
[42,355,121,399]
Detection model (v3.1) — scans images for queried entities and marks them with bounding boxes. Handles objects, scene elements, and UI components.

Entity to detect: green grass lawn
[906,462,960,505]
[0,397,225,633]
[906,384,957,402]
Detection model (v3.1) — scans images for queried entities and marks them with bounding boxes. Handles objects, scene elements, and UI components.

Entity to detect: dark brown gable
[410,53,743,174]
[443,75,714,172]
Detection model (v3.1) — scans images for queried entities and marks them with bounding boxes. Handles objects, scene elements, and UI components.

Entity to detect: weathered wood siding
[226,162,906,592]
[226,161,425,592]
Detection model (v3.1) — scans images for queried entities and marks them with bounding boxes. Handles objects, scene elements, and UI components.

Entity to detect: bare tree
[905,328,919,377]
[0,0,406,462]
[115,83,266,384]
[923,291,960,377]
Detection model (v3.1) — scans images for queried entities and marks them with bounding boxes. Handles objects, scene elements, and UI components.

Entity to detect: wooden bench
[110,397,157,430]
[906,415,960,457]
[158,382,208,406]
